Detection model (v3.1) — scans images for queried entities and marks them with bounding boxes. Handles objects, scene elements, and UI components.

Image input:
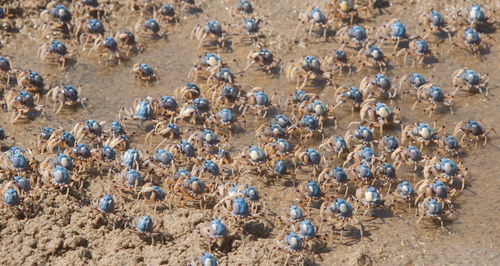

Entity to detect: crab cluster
[0,0,497,265]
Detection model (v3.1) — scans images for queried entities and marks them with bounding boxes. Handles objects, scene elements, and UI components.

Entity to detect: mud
[0,0,499,265]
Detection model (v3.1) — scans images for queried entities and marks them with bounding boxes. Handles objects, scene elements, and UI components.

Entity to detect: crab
[294,7,334,41]
[17,71,45,93]
[397,38,434,66]
[450,27,491,55]
[293,148,322,176]
[228,0,262,18]
[271,233,307,265]
[191,20,229,50]
[263,138,292,159]
[71,0,108,20]
[286,90,316,113]
[76,18,106,48]
[348,162,373,184]
[207,148,234,169]
[288,115,324,142]
[144,122,180,149]
[241,87,274,118]
[286,180,326,208]
[344,145,381,167]
[232,17,267,48]
[119,97,155,122]
[325,0,370,26]
[324,47,355,76]
[187,129,219,151]
[174,103,205,125]
[401,122,444,149]
[172,176,209,209]
[319,135,349,158]
[0,148,32,176]
[193,159,222,180]
[164,139,197,164]
[275,205,305,230]
[265,159,297,185]
[212,86,245,110]
[213,195,260,228]
[357,99,400,134]
[414,180,456,210]
[114,168,143,190]
[294,99,336,129]
[437,135,461,156]
[398,72,428,93]
[64,144,95,174]
[418,10,453,42]
[3,90,44,124]
[452,67,489,97]
[354,185,384,216]
[0,56,15,86]
[391,145,423,172]
[318,167,349,196]
[71,119,105,143]
[344,125,376,147]
[215,183,261,214]
[189,253,219,266]
[198,218,237,252]
[40,3,74,38]
[0,7,16,37]
[272,114,293,130]
[337,24,368,48]
[174,82,200,101]
[290,219,325,252]
[376,19,409,51]
[207,68,237,90]
[411,84,453,117]
[417,197,450,231]
[132,63,158,82]
[233,145,268,175]
[423,157,467,191]
[205,108,243,139]
[45,129,76,153]
[154,4,180,25]
[115,30,140,56]
[379,135,399,156]
[46,85,88,113]
[121,148,144,171]
[90,145,118,171]
[453,120,495,147]
[129,215,164,244]
[38,40,75,68]
[286,56,330,89]
[150,96,179,121]
[359,73,398,100]
[333,86,364,111]
[2,182,22,208]
[40,164,75,197]
[455,4,497,32]
[374,161,398,193]
[244,49,279,74]
[89,194,123,230]
[135,18,164,40]
[319,198,364,242]
[138,183,166,211]
[0,127,15,149]
[387,180,415,212]
[357,43,388,72]
[188,52,225,82]
[87,36,121,65]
